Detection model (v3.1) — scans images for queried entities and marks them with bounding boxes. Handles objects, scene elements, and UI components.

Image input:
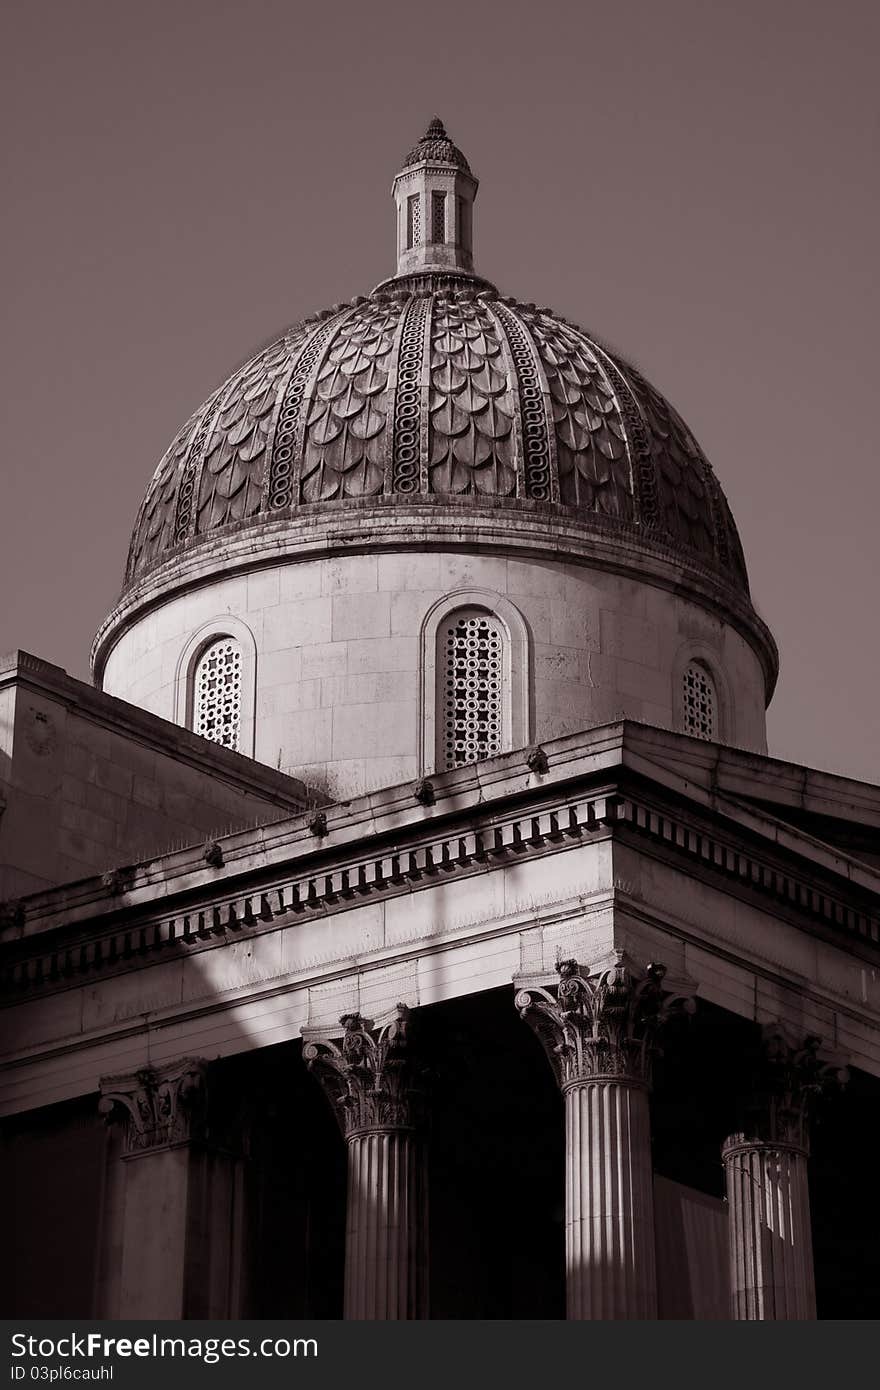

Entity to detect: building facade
[2,121,879,1320]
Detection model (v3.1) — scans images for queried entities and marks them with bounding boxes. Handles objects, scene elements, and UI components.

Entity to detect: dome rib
[586,343,660,532]
[514,304,636,521]
[124,281,750,597]
[489,299,558,502]
[264,309,353,512]
[389,292,429,495]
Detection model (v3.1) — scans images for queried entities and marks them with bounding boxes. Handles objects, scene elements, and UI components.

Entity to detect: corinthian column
[723,1025,847,1321]
[516,955,694,1320]
[303,1005,427,1320]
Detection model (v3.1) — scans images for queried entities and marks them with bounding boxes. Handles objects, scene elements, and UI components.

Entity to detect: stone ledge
[3,753,879,1004]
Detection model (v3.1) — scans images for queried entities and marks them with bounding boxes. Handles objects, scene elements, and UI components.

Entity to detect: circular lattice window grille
[683,661,717,741]
[441,611,505,770]
[193,638,243,751]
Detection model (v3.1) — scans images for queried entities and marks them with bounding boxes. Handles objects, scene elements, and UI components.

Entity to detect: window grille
[431,192,447,243]
[407,195,421,249]
[683,661,716,741]
[193,638,243,751]
[441,611,505,770]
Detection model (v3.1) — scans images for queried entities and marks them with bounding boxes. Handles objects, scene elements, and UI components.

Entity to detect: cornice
[3,753,879,1005]
[609,784,880,953]
[2,724,626,939]
[90,501,778,698]
[0,787,621,1001]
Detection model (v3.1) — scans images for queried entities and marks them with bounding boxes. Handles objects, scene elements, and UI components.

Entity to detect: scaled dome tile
[124,286,751,597]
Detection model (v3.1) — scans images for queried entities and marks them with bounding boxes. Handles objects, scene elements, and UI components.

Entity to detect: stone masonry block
[331,592,391,642]
[322,555,378,596]
[263,598,331,653]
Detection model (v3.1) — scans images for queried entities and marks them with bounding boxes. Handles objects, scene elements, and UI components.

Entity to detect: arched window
[682,660,717,741]
[439,608,507,770]
[421,591,530,776]
[192,637,243,751]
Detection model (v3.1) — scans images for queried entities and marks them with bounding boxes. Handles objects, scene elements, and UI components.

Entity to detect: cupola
[391,117,478,277]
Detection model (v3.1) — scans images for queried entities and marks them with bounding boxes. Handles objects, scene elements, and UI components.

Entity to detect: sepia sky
[1,0,877,781]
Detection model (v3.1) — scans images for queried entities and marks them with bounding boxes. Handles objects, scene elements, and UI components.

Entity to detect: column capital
[98,1057,207,1154]
[515,952,696,1090]
[724,1022,849,1156]
[302,1004,426,1139]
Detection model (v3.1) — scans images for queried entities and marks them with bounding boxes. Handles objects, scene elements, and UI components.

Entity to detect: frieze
[519,309,631,515]
[172,387,226,546]
[195,337,295,533]
[3,791,878,1001]
[126,407,202,581]
[588,345,657,530]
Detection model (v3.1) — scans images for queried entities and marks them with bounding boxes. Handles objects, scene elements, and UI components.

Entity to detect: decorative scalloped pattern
[427,295,516,496]
[719,493,748,587]
[172,389,223,547]
[402,118,471,174]
[625,366,720,570]
[300,300,404,502]
[126,408,201,581]
[522,310,631,517]
[195,338,293,534]
[123,284,750,597]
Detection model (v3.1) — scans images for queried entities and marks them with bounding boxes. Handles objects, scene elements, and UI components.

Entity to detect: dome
[125,286,748,594]
[98,120,777,746]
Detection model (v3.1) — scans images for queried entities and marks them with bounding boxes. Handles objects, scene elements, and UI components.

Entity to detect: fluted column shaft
[344,1128,427,1320]
[721,1025,848,1321]
[517,955,694,1321]
[565,1077,656,1320]
[303,1005,428,1321]
[723,1137,815,1319]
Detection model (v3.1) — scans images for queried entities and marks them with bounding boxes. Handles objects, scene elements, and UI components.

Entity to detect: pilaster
[98,1057,247,1319]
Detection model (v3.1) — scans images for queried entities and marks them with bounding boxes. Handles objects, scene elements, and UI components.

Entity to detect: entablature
[3,724,879,1009]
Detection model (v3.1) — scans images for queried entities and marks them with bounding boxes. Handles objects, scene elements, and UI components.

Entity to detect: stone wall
[0,652,308,898]
[101,550,769,800]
